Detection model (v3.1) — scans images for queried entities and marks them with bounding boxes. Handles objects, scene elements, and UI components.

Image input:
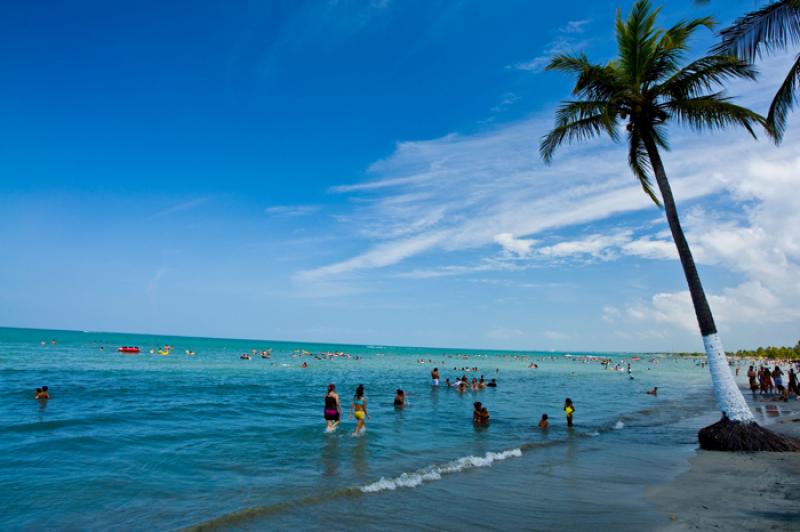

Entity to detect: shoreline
[648,407,800,531]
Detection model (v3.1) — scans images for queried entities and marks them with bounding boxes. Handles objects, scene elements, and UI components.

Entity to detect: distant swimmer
[487,378,497,388]
[324,384,342,432]
[350,384,369,435]
[431,367,440,386]
[393,389,406,408]
[301,362,308,368]
[240,354,250,360]
[564,398,575,427]
[35,386,50,400]
[538,413,549,429]
[445,378,452,387]
[646,387,658,395]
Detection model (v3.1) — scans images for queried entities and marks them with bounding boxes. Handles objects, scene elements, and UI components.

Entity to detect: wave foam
[614,420,625,430]
[360,448,522,493]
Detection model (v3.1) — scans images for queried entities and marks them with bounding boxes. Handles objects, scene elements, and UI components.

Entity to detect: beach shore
[649,409,800,531]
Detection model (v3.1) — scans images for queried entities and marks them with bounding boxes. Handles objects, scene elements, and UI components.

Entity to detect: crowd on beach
[745,364,800,402]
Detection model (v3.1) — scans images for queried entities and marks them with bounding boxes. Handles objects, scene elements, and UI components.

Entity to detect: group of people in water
[322,372,578,435]
[746,364,799,401]
[323,383,369,435]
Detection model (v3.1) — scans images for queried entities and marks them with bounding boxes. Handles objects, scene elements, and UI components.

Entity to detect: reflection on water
[321,433,340,477]
[352,434,369,480]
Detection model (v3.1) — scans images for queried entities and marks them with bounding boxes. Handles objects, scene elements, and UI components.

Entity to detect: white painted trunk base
[703,333,755,422]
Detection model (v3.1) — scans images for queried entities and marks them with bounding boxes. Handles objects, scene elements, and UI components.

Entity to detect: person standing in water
[564,398,575,427]
[431,367,440,386]
[538,414,549,429]
[350,384,369,435]
[393,389,406,408]
[323,384,342,432]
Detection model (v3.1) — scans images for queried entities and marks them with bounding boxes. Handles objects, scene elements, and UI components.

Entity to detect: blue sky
[1,0,798,351]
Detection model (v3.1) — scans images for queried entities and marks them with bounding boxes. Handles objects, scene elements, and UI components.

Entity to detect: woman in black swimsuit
[324,384,342,432]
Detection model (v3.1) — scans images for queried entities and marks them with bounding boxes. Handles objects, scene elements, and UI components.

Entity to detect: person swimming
[646,387,658,395]
[538,413,549,429]
[350,384,369,435]
[487,378,497,388]
[472,401,483,424]
[564,398,575,427]
[324,384,342,432]
[35,386,49,400]
[393,389,406,408]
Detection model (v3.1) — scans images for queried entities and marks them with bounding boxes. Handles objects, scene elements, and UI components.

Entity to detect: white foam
[360,448,522,493]
[614,420,625,430]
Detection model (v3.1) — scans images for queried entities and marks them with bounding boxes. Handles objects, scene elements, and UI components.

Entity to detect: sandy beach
[650,409,800,531]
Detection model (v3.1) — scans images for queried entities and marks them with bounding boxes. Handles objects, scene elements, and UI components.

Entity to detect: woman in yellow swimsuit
[350,384,369,435]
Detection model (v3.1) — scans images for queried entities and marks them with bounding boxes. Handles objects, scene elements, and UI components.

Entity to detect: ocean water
[0,327,771,531]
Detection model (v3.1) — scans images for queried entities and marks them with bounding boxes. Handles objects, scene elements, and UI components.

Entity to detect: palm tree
[715,1,800,142]
[540,0,798,451]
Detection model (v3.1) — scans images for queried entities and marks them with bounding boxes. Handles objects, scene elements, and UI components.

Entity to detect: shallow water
[0,327,775,530]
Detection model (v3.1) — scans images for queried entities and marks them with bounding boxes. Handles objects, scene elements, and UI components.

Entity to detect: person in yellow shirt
[564,398,574,427]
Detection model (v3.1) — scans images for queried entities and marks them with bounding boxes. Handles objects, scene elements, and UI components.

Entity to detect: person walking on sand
[323,384,342,433]
[350,384,369,435]
[564,398,575,427]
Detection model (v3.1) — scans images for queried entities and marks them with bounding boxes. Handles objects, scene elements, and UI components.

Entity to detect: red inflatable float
[118,346,140,353]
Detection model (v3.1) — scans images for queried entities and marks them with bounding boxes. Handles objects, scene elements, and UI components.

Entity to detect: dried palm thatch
[698,415,800,452]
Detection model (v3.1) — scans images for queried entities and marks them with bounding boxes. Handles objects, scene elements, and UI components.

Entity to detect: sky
[1,0,798,352]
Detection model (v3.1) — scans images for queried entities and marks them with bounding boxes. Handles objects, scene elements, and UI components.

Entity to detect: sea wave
[360,448,522,493]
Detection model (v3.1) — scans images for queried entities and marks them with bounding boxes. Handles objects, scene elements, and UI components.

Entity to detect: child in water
[564,398,574,427]
[35,386,50,400]
[538,414,549,429]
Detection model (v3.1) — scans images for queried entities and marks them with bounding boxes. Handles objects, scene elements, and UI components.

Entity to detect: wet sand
[649,409,800,531]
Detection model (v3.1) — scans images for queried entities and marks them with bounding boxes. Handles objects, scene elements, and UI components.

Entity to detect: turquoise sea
[0,327,770,530]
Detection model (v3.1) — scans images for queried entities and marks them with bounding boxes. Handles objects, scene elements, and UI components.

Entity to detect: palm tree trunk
[639,128,754,423]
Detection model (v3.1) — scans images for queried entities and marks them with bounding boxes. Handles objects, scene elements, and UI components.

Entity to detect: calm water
[0,327,763,530]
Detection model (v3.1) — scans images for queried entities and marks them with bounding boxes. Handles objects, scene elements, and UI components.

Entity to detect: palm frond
[617,0,662,87]
[716,0,800,60]
[547,53,621,100]
[665,93,767,138]
[655,55,758,99]
[767,52,800,142]
[646,16,716,84]
[540,111,618,162]
[628,127,661,205]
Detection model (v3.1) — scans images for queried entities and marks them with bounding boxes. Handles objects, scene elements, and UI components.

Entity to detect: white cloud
[494,232,536,257]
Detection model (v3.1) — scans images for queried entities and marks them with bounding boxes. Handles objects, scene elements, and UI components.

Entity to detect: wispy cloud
[560,19,590,34]
[265,204,320,217]
[149,198,209,220]
[508,19,592,73]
